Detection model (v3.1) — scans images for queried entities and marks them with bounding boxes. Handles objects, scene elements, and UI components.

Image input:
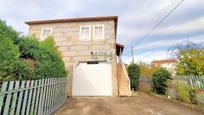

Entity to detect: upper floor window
[41,28,52,40]
[79,25,105,41]
[93,25,104,40]
[79,26,91,41]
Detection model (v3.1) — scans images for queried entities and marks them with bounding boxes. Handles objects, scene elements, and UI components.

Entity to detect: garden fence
[140,77,151,83]
[0,77,67,115]
[173,75,204,90]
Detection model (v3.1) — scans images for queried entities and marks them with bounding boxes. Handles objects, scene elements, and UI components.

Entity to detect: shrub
[176,81,191,103]
[0,20,20,44]
[127,64,140,90]
[189,87,197,104]
[0,19,67,81]
[18,37,67,79]
[175,80,197,104]
[0,38,31,81]
[152,68,171,94]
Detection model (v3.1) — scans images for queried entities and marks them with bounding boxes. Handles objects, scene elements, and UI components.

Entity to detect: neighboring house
[25,16,131,97]
[151,59,177,75]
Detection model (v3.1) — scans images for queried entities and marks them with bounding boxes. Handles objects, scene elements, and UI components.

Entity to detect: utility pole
[131,47,134,63]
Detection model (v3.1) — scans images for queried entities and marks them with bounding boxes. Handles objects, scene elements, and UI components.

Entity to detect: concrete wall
[28,20,118,96]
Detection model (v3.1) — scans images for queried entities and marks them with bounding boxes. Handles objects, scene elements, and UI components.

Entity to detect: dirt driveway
[55,92,203,115]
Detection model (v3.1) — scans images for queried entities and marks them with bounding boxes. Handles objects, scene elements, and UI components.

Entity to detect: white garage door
[72,61,112,96]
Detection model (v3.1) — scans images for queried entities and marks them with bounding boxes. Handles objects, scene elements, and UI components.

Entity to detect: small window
[93,25,104,40]
[41,28,52,40]
[79,26,91,41]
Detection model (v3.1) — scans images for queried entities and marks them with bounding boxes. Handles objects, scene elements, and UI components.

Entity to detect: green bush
[189,87,197,104]
[0,19,67,81]
[176,81,191,103]
[18,37,67,79]
[0,40,31,81]
[0,20,20,44]
[127,64,140,90]
[152,68,171,94]
[175,81,197,104]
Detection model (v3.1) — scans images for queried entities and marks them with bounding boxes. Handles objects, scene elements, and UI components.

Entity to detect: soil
[54,92,203,115]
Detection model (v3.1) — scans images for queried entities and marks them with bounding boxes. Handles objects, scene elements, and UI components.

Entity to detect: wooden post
[131,47,134,64]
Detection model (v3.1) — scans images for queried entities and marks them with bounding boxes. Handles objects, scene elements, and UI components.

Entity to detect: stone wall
[28,20,118,96]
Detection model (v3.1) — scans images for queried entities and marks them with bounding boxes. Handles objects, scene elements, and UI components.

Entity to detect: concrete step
[120,83,129,86]
[119,86,129,89]
[119,82,128,84]
[119,91,132,96]
[119,88,131,91]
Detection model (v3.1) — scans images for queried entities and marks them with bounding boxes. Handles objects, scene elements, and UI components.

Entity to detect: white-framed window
[93,25,104,40]
[41,28,52,40]
[79,26,91,41]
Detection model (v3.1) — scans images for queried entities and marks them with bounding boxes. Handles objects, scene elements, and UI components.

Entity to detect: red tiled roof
[151,59,177,65]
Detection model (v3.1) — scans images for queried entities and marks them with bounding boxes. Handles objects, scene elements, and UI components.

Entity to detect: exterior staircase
[117,63,132,96]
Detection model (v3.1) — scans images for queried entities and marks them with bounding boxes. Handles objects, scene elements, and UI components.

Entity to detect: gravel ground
[55,92,203,115]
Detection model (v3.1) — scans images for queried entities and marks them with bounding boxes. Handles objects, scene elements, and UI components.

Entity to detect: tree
[138,62,160,77]
[127,64,140,90]
[152,68,171,94]
[0,20,30,81]
[171,42,204,76]
[0,20,20,44]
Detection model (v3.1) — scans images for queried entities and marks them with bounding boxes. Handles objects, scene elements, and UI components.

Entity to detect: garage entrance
[72,61,112,96]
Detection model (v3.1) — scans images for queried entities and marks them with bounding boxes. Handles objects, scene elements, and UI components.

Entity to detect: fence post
[0,82,8,114]
[34,79,41,115]
[10,81,20,115]
[21,80,30,115]
[41,78,48,115]
[26,80,34,115]
[189,77,193,87]
[44,78,50,114]
[30,80,38,115]
[16,81,26,115]
[38,79,45,115]
[3,81,14,115]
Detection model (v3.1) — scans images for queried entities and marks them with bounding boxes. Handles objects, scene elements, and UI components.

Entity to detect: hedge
[0,20,67,81]
[18,37,67,79]
[152,68,171,94]
[127,63,140,90]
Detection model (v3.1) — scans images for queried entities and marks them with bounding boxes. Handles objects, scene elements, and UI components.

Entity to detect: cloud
[123,50,170,64]
[117,0,204,48]
[134,34,204,51]
[153,16,204,35]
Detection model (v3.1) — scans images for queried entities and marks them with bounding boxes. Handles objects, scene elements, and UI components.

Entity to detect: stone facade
[27,20,118,96]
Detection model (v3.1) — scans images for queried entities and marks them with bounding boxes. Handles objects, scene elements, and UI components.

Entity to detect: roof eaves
[25,16,118,25]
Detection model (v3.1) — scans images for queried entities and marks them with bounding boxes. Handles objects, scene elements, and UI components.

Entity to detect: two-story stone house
[25,16,131,97]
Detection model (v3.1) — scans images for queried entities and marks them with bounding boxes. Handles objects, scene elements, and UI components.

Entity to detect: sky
[0,0,204,64]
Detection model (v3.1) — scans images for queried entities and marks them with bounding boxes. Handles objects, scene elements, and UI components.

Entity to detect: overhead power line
[132,0,184,48]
